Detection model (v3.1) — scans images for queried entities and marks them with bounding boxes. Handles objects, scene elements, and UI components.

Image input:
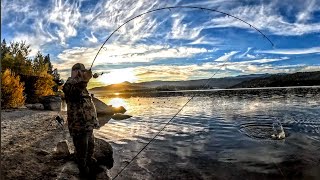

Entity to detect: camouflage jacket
[62,77,99,135]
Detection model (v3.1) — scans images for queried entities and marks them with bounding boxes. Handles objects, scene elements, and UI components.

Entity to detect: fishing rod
[89,5,274,70]
[88,6,275,179]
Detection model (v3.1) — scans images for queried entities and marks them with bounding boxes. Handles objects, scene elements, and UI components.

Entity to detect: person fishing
[62,63,100,177]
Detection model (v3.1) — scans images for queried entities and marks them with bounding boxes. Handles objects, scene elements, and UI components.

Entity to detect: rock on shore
[55,138,114,179]
[92,97,127,115]
[92,97,114,115]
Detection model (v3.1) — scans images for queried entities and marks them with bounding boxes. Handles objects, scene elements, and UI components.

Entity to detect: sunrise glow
[99,69,137,85]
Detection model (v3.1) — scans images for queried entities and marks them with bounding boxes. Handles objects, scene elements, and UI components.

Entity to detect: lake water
[93,91,320,180]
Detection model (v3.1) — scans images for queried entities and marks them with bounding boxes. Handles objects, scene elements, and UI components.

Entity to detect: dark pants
[72,131,95,169]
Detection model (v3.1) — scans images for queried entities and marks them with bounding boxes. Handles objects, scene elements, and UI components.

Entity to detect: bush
[1,69,26,108]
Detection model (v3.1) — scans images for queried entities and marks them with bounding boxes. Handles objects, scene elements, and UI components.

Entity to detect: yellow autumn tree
[34,73,55,97]
[1,69,26,108]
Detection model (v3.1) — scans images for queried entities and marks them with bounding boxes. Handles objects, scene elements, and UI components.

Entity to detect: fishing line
[89,6,275,179]
[112,58,230,180]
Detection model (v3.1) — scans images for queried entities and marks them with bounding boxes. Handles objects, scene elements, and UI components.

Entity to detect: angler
[62,63,100,178]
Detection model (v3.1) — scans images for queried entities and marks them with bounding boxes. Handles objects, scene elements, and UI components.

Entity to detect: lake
[93,89,320,180]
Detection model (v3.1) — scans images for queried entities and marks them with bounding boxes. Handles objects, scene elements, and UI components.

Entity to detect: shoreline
[90,86,320,98]
[1,109,112,180]
[1,87,319,179]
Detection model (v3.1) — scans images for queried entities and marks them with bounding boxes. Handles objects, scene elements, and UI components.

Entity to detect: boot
[88,157,104,175]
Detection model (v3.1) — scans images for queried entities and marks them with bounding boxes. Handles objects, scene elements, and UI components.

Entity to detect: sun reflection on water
[107,97,128,108]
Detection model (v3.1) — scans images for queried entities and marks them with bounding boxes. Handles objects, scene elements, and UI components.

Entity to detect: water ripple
[94,94,320,179]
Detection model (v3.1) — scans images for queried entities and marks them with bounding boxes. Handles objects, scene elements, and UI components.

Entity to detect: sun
[99,69,137,85]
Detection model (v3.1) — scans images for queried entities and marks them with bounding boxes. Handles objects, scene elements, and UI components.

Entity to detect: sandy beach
[1,107,115,180]
[1,109,74,179]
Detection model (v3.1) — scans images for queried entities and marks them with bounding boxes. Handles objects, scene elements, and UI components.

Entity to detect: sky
[2,0,320,88]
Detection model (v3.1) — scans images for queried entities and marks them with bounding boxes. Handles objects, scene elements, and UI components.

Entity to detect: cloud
[167,13,203,40]
[85,32,98,43]
[3,0,320,54]
[233,57,289,64]
[54,43,217,77]
[13,33,55,57]
[214,51,238,62]
[46,0,82,45]
[189,36,221,46]
[96,56,312,85]
[2,0,82,48]
[134,65,195,82]
[3,0,320,85]
[7,0,80,54]
[296,0,317,23]
[83,0,179,43]
[205,1,320,36]
[237,47,256,59]
[203,60,310,75]
[257,47,320,55]
[246,54,256,59]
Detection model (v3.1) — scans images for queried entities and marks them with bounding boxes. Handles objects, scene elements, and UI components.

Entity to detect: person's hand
[82,69,93,81]
[93,73,99,78]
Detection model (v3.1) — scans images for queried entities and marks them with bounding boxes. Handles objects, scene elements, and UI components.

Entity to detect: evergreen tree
[44,54,53,75]
[1,39,9,58]
[33,51,48,76]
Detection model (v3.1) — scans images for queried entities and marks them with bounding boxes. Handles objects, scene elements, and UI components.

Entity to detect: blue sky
[2,0,320,87]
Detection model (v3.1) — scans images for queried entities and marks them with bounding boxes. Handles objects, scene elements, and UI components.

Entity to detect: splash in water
[271,120,285,140]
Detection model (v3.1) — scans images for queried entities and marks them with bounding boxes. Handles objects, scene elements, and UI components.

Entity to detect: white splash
[271,120,286,140]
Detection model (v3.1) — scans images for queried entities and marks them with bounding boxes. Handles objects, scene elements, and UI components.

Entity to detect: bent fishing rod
[88,6,275,179]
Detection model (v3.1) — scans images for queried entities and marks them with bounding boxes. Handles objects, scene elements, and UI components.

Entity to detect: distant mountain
[90,74,269,92]
[231,71,320,88]
[138,74,270,89]
[90,81,147,92]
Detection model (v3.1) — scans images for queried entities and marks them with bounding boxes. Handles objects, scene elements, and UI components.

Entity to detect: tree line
[1,39,63,108]
[231,71,320,88]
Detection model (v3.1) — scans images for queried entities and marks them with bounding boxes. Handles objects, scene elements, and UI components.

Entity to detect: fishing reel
[93,72,105,78]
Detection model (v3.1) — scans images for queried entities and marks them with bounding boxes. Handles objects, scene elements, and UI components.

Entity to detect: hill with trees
[231,71,320,88]
[90,74,268,92]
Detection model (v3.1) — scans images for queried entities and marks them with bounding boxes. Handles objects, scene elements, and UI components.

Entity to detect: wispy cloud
[237,47,256,59]
[84,32,98,43]
[167,13,203,40]
[54,43,217,73]
[2,0,82,50]
[47,0,82,45]
[189,36,221,46]
[296,0,317,23]
[257,47,320,55]
[214,51,238,62]
[206,1,320,36]
[2,0,320,85]
[83,0,179,43]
